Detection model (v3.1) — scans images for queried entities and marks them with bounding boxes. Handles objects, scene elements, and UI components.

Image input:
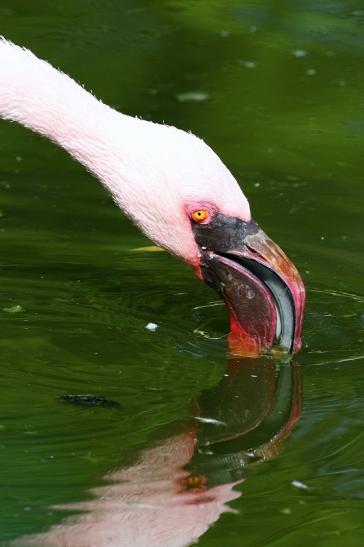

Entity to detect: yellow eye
[191,209,209,222]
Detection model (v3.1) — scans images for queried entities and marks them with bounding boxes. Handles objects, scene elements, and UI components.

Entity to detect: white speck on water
[281,507,292,515]
[292,49,308,58]
[251,374,258,378]
[0,181,11,189]
[15,155,22,162]
[195,416,226,427]
[320,236,325,240]
[254,182,261,188]
[306,68,316,76]
[145,322,158,332]
[292,480,309,490]
[198,447,214,455]
[176,91,210,103]
[241,60,256,69]
[3,304,23,313]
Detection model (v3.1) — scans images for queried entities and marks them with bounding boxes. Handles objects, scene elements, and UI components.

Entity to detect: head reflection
[20,358,301,547]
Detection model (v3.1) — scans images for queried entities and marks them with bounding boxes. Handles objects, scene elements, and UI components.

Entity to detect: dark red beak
[192,214,305,357]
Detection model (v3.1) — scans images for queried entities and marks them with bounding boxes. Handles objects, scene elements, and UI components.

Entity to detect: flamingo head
[111,120,305,356]
[0,38,304,357]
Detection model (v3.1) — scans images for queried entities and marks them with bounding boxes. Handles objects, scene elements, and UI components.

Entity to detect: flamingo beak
[192,214,305,357]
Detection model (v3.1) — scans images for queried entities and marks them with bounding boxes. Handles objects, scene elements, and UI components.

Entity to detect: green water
[1,1,363,545]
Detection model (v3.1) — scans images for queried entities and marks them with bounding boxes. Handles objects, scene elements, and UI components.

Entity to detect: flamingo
[0,38,305,355]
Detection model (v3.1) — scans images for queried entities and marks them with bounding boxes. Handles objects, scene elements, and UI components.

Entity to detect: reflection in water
[19,359,301,547]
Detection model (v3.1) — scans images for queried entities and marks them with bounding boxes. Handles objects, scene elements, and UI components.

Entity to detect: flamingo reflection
[19,359,301,547]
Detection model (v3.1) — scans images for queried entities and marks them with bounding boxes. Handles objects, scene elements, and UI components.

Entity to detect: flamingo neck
[0,38,251,262]
[0,38,144,208]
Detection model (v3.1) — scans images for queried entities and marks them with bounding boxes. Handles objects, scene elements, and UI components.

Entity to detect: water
[0,1,363,545]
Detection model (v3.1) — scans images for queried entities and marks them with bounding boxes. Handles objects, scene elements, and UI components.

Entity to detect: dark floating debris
[58,394,120,408]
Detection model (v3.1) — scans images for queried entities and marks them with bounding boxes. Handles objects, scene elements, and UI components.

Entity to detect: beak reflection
[19,358,301,547]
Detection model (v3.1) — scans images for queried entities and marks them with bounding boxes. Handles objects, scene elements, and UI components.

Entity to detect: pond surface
[1,1,363,545]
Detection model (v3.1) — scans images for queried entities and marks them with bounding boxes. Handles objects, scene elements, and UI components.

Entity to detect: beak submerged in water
[192,213,305,356]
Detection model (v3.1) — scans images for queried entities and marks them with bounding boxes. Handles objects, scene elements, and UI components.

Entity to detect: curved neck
[0,39,139,202]
[0,38,247,263]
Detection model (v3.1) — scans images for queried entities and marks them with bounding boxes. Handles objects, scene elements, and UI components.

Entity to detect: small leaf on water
[131,245,164,252]
[176,91,210,103]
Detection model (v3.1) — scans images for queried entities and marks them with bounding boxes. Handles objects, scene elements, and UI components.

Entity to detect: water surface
[0,1,363,545]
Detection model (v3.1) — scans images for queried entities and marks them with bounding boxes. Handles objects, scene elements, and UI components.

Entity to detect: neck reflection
[20,358,301,547]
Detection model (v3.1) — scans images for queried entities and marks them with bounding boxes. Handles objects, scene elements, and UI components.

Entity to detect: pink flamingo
[0,38,305,355]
